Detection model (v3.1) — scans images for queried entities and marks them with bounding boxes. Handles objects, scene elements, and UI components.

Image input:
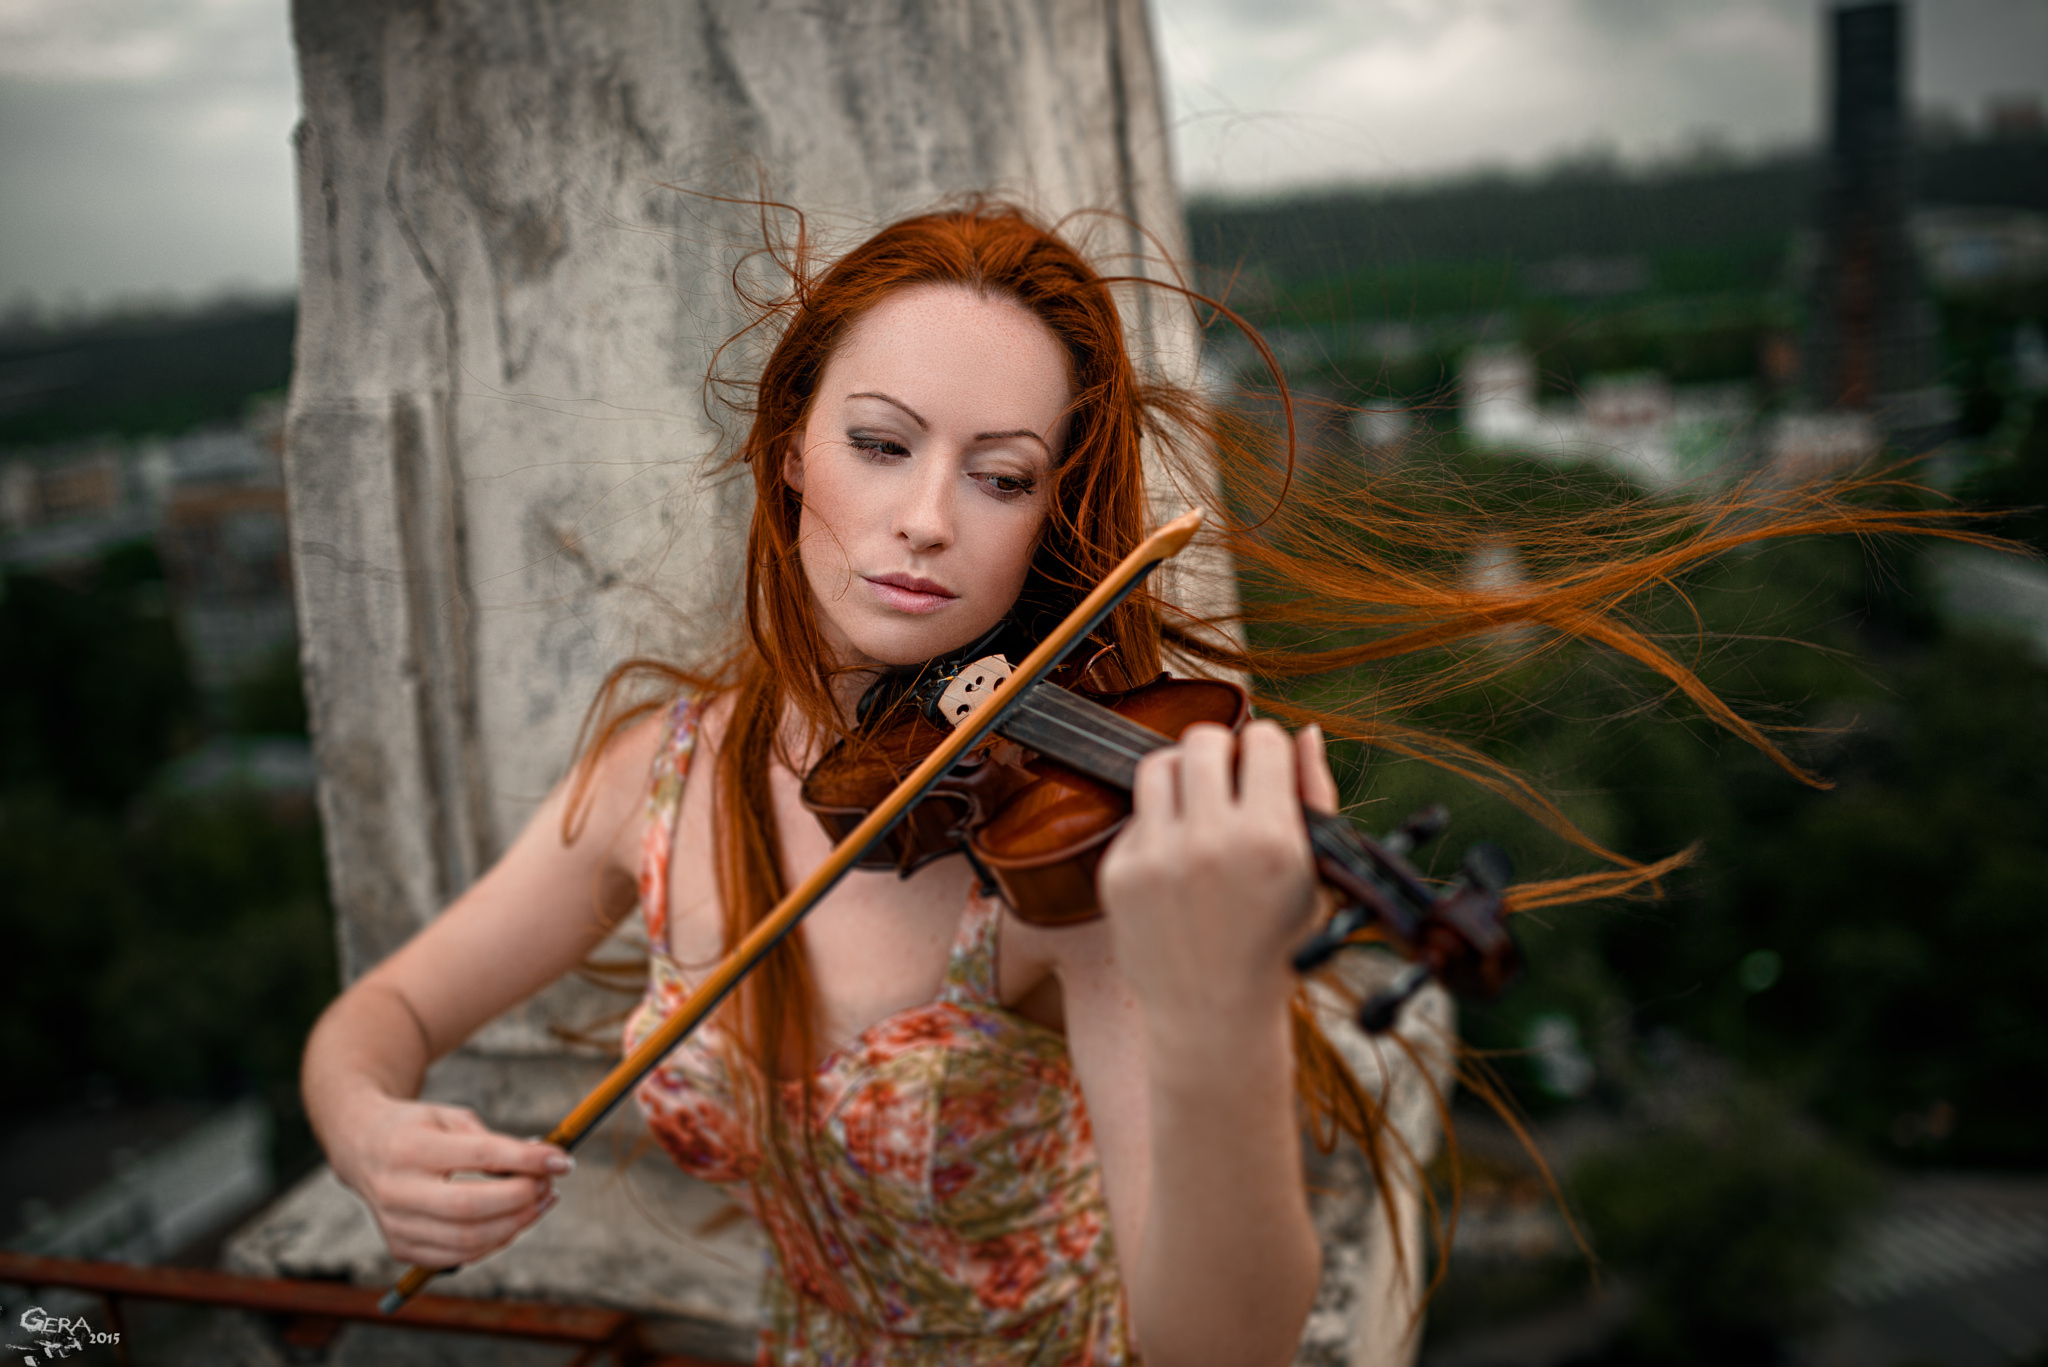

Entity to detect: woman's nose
[895,453,954,552]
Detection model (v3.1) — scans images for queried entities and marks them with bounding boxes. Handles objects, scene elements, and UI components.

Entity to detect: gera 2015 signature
[6,1306,122,1364]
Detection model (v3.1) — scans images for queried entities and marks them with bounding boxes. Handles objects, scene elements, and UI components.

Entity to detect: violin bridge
[935,654,1014,727]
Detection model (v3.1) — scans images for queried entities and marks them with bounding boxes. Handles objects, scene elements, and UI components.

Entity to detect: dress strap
[638,693,704,955]
[937,888,1004,1007]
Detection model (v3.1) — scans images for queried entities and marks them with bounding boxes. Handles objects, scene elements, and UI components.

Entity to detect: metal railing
[0,1250,743,1366]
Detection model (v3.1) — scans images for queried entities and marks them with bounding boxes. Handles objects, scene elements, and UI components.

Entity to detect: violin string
[999,684,1165,786]
[1041,691,1396,890]
[996,682,1404,910]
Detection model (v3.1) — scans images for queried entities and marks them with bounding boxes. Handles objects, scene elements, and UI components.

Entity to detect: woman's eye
[977,473,1035,500]
[849,433,909,458]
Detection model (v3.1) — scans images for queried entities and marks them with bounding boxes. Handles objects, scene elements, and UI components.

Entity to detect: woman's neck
[766,661,882,774]
[828,662,882,729]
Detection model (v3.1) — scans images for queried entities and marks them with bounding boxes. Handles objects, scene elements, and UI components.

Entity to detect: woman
[301,203,1977,1364]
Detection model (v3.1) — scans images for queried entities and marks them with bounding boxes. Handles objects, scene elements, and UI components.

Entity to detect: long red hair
[570,198,1995,1292]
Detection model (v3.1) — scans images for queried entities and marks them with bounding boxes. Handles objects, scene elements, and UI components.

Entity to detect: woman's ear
[781,439,805,494]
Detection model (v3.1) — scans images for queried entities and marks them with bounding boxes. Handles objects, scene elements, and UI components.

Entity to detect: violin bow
[380,507,1209,1312]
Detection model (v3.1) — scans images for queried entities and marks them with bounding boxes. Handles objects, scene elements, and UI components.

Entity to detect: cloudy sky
[1,0,2042,310]
[1156,0,2047,191]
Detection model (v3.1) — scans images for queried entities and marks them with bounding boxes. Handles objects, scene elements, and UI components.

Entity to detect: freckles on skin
[786,284,1075,670]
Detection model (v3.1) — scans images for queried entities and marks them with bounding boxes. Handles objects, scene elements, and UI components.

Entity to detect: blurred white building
[1765,411,1880,475]
[1461,345,1544,446]
[1581,373,1679,486]
[1350,404,1414,451]
[1459,346,1758,488]
[1910,207,2048,288]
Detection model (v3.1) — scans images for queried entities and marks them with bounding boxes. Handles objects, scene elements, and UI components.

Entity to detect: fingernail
[537,1191,559,1214]
[545,1153,573,1175]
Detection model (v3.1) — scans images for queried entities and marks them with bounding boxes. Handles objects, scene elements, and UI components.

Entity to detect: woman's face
[786,283,1073,670]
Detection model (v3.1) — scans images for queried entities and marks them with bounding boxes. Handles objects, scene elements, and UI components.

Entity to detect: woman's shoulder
[655,686,740,748]
[603,687,738,771]
[570,688,734,854]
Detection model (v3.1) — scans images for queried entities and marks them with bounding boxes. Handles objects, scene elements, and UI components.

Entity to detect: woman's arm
[1065,719,1333,1367]
[300,715,664,1267]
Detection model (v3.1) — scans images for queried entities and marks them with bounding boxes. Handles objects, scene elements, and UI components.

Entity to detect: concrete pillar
[285,0,1194,1045]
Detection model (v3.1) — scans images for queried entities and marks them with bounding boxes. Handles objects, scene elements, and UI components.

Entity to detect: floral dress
[623,697,1133,1365]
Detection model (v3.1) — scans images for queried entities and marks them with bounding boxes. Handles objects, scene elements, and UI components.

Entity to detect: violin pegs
[1357,962,1432,1035]
[1291,901,1369,974]
[1382,804,1450,857]
[1457,841,1513,895]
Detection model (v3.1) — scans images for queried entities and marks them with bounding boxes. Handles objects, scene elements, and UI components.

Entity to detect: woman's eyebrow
[846,391,927,429]
[975,428,1049,450]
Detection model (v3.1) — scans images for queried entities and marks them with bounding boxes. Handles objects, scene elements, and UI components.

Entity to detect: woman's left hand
[1097,719,1338,1037]
[1086,719,1338,1363]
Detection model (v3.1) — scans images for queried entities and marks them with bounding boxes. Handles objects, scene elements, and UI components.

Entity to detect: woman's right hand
[299,715,659,1269]
[330,1093,571,1268]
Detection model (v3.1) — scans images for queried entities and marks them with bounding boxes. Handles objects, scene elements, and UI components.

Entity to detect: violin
[802,638,1521,1024]
[380,507,1517,1311]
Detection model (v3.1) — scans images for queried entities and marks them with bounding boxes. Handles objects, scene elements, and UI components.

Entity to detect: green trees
[1292,450,2048,1167]
[0,544,333,1110]
[1251,445,2048,1355]
[0,541,196,807]
[1572,1090,1877,1363]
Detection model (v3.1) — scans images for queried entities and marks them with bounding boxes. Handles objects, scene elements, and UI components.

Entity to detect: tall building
[1804,2,1943,438]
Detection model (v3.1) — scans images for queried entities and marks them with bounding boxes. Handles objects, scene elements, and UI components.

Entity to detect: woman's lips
[862,572,959,614]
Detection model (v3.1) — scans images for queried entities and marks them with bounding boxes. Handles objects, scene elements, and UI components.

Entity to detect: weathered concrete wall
[286,0,1197,1049]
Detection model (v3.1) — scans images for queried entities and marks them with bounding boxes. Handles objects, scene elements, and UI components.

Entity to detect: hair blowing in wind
[567,198,2002,1284]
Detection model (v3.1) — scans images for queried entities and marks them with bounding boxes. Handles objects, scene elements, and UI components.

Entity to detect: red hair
[570,198,1997,1293]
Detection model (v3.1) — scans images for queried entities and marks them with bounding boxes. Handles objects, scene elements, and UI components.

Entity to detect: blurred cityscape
[1181,16,2048,1363]
[0,297,327,1333]
[1,5,2045,1364]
